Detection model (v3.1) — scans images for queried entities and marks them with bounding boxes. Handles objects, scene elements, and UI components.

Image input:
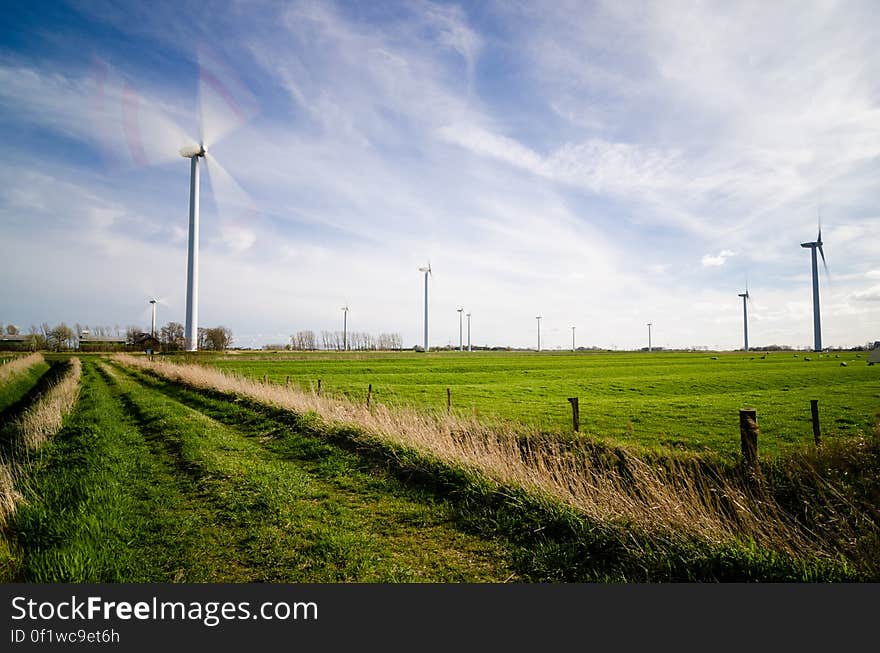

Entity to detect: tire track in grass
[106,362,516,582]
[8,360,258,581]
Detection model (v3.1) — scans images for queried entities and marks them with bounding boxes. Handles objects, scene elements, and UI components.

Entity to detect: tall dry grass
[14,357,82,451]
[0,357,81,526]
[111,354,869,567]
[0,353,44,385]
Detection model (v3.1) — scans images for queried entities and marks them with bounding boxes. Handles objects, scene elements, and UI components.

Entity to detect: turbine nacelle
[179,144,206,158]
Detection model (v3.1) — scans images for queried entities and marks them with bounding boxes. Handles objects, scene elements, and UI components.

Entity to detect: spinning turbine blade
[198,46,256,149]
[204,153,254,220]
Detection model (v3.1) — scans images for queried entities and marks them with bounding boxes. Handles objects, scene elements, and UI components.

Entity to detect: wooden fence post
[810,399,821,445]
[367,383,372,408]
[739,409,759,472]
[262,373,268,385]
[317,379,322,395]
[447,388,451,414]
[567,397,580,432]
[285,375,290,387]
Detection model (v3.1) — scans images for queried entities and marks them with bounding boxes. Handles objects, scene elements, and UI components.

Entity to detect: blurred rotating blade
[203,153,255,221]
[197,46,255,150]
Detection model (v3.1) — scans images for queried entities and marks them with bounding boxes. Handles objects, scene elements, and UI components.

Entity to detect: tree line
[281,330,403,351]
[0,321,234,351]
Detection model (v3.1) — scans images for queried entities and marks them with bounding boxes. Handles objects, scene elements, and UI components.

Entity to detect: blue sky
[1,0,879,349]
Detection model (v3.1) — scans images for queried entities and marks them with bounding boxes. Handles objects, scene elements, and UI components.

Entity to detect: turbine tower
[341,305,349,351]
[149,298,158,338]
[571,325,576,352]
[419,263,432,351]
[457,307,464,351]
[180,144,205,351]
[536,316,542,352]
[801,224,828,352]
[737,288,750,351]
[647,322,653,352]
[466,312,471,352]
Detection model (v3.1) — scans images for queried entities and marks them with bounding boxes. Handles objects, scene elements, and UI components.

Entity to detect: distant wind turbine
[571,325,576,352]
[536,316,542,352]
[801,222,829,352]
[647,322,653,352]
[457,307,464,351]
[419,262,432,351]
[466,312,472,352]
[149,299,158,337]
[341,305,349,351]
[738,286,750,351]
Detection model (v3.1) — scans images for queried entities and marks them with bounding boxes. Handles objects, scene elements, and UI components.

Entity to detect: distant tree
[125,325,142,344]
[204,326,233,351]
[48,323,75,351]
[160,322,185,350]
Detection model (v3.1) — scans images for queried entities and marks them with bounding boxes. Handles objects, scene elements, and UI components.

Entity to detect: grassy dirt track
[3,359,516,582]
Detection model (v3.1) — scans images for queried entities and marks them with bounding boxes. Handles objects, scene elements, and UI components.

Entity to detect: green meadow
[204,350,880,458]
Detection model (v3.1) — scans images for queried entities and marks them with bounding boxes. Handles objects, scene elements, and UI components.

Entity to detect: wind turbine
[93,52,254,352]
[178,51,255,351]
[457,307,464,351]
[536,316,542,352]
[419,262,432,351]
[149,299,158,337]
[466,312,471,352]
[647,322,653,352]
[737,286,750,351]
[571,325,576,352]
[341,305,349,351]
[801,222,828,352]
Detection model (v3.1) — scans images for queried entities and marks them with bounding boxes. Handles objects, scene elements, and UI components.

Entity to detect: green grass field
[3,352,878,581]
[201,350,880,458]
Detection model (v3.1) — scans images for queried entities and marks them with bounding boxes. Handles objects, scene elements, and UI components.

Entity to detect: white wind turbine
[419,262,432,351]
[179,51,255,351]
[800,219,829,352]
[737,284,750,352]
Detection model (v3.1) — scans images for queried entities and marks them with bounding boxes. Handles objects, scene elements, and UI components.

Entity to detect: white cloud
[701,250,736,267]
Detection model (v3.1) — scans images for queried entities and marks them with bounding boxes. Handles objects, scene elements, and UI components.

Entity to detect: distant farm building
[78,332,128,352]
[0,334,31,351]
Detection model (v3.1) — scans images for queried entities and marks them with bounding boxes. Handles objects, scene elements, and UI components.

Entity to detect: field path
[7,359,516,582]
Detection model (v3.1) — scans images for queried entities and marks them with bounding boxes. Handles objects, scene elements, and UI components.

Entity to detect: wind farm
[1,1,879,590]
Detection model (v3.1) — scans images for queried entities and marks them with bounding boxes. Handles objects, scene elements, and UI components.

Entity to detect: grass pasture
[2,350,878,582]
[203,350,880,458]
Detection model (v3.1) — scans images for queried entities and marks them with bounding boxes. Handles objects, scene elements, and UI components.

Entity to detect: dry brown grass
[0,357,81,526]
[112,353,860,563]
[0,353,44,385]
[15,357,82,451]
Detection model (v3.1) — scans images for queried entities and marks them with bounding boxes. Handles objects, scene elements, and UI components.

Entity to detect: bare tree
[160,322,185,350]
[204,326,234,351]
